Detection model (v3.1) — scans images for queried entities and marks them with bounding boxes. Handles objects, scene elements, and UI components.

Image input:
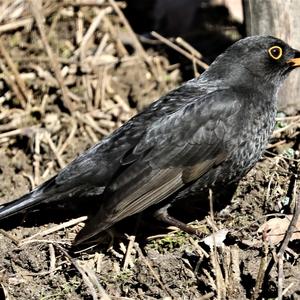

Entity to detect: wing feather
[74,87,241,244]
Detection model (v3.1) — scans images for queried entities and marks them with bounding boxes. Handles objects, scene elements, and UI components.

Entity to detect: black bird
[1,36,300,245]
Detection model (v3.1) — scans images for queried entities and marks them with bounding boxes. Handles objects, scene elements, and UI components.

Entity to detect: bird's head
[206,36,300,87]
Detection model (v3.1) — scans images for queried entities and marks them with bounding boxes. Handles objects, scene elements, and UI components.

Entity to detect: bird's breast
[223,100,277,181]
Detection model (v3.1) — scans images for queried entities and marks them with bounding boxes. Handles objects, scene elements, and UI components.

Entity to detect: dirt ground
[0,1,299,299]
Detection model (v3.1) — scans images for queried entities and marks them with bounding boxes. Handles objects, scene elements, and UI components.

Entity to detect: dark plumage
[1,36,300,245]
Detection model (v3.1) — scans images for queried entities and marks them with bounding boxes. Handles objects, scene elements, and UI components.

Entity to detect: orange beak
[288,57,300,67]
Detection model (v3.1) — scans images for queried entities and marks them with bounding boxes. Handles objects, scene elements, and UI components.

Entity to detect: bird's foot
[154,204,203,237]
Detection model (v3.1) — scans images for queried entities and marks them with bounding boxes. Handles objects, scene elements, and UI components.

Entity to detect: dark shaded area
[123,0,245,79]
[240,265,256,299]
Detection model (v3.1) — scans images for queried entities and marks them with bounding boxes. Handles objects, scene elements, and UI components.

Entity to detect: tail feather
[0,176,57,220]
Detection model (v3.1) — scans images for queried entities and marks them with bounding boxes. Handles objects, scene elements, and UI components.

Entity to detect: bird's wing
[75,87,241,244]
[51,82,220,191]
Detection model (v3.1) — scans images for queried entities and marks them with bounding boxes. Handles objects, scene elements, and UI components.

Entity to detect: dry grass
[0,0,180,189]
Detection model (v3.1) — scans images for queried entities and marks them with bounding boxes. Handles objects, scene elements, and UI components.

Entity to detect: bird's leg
[154,204,203,237]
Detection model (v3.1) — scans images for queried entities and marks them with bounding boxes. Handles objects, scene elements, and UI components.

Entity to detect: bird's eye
[268,46,283,60]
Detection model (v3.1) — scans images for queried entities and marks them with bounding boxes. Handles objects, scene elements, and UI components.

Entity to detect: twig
[55,244,112,299]
[230,246,241,294]
[282,282,294,297]
[20,239,71,246]
[0,229,20,245]
[81,263,112,300]
[57,119,77,156]
[175,37,202,76]
[102,16,128,56]
[44,132,66,168]
[273,121,300,135]
[261,190,300,297]
[0,127,36,139]
[75,111,109,136]
[122,235,135,270]
[108,0,148,61]
[94,66,108,109]
[85,125,100,143]
[22,172,35,190]
[64,0,105,6]
[189,237,210,258]
[95,33,109,57]
[251,239,269,300]
[266,140,286,149]
[28,0,74,112]
[276,192,300,300]
[79,7,112,62]
[76,10,84,45]
[134,242,174,298]
[276,115,300,121]
[82,75,93,111]
[0,18,33,33]
[198,292,215,300]
[49,243,56,276]
[0,36,31,107]
[62,0,126,8]
[175,37,203,59]
[22,216,87,241]
[208,189,226,300]
[41,161,55,180]
[277,193,300,257]
[33,131,42,186]
[151,31,209,70]
[55,244,98,300]
[0,60,27,108]
[95,252,103,273]
[277,255,284,300]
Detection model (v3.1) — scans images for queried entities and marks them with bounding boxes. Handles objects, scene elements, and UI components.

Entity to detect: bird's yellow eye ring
[268,46,283,60]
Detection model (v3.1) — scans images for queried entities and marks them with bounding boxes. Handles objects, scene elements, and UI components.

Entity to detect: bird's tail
[0,176,57,220]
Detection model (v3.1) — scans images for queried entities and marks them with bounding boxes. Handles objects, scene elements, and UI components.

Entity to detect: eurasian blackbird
[1,36,300,245]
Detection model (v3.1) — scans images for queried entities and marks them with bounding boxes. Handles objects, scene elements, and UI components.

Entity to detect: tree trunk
[243,0,300,114]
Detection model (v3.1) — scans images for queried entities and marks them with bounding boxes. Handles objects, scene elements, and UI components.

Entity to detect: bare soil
[0,1,299,299]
